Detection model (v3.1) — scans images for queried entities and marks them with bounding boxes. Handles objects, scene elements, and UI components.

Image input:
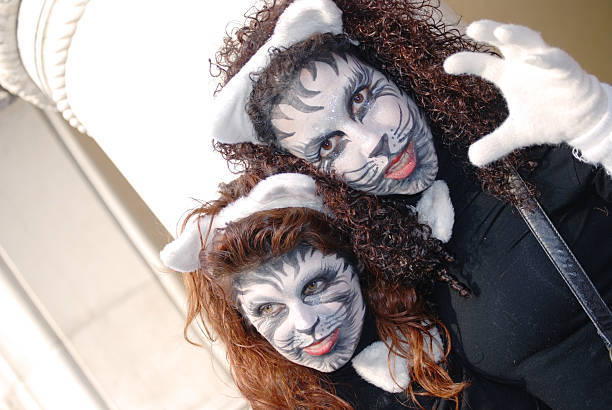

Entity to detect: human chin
[274,301,364,373]
[299,322,362,372]
[382,134,439,195]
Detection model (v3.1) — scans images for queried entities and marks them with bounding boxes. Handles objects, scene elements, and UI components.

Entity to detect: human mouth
[384,140,416,180]
[303,329,340,356]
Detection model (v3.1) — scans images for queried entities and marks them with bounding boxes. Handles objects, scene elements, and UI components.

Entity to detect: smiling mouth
[303,328,340,356]
[384,140,416,180]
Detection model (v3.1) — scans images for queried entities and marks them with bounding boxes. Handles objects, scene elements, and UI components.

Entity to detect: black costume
[330,310,550,409]
[333,145,611,409]
[434,144,612,410]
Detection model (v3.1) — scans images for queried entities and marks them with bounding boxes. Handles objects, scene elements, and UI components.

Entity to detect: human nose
[291,303,319,336]
[341,122,382,157]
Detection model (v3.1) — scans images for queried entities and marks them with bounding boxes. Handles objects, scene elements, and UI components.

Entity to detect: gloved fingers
[467,20,552,63]
[444,52,504,84]
[493,24,549,52]
[468,121,519,167]
[465,20,506,48]
[523,47,578,75]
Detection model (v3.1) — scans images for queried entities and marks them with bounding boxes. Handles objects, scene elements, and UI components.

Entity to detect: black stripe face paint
[234,245,365,372]
[273,54,438,196]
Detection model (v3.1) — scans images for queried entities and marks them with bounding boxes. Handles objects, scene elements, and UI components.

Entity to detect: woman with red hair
[161,173,544,409]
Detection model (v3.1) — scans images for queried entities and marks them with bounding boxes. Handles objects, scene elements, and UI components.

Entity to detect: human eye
[257,303,284,317]
[319,134,342,158]
[302,278,328,296]
[352,90,365,105]
[350,87,372,121]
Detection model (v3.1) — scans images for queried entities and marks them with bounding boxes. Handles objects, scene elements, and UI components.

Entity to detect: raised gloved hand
[444,20,612,173]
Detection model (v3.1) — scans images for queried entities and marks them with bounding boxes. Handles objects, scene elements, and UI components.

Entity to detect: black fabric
[328,310,549,409]
[434,144,612,410]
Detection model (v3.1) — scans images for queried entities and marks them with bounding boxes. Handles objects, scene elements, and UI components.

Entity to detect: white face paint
[272,54,438,195]
[234,245,365,373]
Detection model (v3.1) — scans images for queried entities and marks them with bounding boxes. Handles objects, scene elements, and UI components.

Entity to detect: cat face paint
[272,54,438,195]
[234,245,365,373]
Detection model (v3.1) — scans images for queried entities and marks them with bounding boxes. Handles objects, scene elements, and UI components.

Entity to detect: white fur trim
[160,173,329,272]
[416,180,454,242]
[351,326,444,393]
[209,0,343,145]
[351,341,410,393]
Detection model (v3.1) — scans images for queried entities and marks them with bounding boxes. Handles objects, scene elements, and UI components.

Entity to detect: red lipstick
[303,328,340,356]
[384,141,416,180]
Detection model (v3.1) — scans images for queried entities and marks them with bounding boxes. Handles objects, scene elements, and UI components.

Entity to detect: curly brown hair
[183,173,467,409]
[212,0,530,203]
[207,0,538,294]
[217,143,470,297]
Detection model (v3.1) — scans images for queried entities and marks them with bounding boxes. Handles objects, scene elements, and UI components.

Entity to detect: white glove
[444,20,612,174]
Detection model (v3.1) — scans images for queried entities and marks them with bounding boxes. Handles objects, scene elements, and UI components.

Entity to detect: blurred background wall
[445,0,611,82]
[0,100,246,409]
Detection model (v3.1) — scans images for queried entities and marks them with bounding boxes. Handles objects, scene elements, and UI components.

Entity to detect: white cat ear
[209,0,344,145]
[273,0,343,45]
[159,216,211,273]
[160,173,330,272]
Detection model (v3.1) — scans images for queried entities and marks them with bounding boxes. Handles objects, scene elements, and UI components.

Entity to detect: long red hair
[182,173,467,409]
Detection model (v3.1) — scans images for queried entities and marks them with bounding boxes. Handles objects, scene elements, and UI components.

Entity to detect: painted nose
[341,122,382,158]
[368,133,393,158]
[292,303,319,336]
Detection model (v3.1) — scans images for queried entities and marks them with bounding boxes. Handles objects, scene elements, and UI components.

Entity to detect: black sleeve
[329,352,547,410]
[522,144,612,205]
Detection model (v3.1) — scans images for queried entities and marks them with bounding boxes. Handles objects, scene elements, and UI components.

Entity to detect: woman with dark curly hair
[202,1,612,409]
[161,172,544,409]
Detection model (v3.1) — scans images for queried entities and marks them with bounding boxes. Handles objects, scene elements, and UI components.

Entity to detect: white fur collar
[351,326,444,393]
[415,180,454,243]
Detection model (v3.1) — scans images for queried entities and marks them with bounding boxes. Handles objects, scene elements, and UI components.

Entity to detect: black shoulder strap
[510,172,612,362]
